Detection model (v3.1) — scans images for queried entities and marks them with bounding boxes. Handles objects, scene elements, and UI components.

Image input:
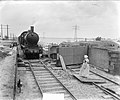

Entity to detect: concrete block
[89,47,109,69]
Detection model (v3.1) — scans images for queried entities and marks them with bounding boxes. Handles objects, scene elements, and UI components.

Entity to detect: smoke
[31,16,39,26]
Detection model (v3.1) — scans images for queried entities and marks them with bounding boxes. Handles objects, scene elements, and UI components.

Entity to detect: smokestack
[31,26,34,32]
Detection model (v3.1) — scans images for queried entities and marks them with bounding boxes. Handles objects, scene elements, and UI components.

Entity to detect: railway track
[14,55,120,100]
[20,59,78,100]
[67,65,120,100]
[13,47,19,100]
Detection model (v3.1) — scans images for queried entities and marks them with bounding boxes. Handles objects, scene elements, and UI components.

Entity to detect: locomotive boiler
[18,26,43,59]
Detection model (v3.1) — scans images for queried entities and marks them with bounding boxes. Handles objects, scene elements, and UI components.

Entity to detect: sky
[0,1,120,41]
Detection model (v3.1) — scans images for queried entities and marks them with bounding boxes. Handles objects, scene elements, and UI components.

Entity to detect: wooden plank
[73,74,106,83]
[102,95,112,99]
[59,55,66,71]
[52,67,62,70]
[18,67,26,70]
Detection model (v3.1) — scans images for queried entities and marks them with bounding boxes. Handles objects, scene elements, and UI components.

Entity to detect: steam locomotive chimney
[31,26,34,32]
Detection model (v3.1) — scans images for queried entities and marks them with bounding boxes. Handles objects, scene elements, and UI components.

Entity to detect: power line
[7,25,9,39]
[0,24,10,39]
[1,24,3,39]
[73,25,79,42]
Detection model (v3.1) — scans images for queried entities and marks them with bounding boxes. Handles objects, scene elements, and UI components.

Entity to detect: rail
[67,66,120,100]
[93,82,120,100]
[40,60,77,100]
[89,64,120,86]
[27,60,43,98]
[13,47,18,100]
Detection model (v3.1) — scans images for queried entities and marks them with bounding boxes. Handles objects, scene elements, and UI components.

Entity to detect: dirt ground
[0,43,16,100]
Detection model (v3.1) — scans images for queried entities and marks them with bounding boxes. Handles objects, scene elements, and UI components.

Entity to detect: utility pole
[73,25,79,42]
[0,24,10,39]
[7,25,9,39]
[1,24,3,39]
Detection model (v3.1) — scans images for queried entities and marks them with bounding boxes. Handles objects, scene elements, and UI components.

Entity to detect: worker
[17,79,22,93]
[79,55,90,78]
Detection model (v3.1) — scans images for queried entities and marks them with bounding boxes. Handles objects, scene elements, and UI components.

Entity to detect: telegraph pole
[73,25,79,42]
[0,24,10,39]
[7,25,9,39]
[1,24,3,39]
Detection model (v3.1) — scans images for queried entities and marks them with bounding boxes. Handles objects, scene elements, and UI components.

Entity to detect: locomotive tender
[18,26,43,59]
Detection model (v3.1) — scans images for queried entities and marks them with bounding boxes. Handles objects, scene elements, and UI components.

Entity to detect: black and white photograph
[0,0,120,100]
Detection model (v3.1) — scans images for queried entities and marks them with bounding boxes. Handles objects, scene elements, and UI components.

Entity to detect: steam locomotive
[18,26,43,59]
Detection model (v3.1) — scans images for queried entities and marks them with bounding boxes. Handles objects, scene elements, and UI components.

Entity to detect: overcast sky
[0,1,120,39]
